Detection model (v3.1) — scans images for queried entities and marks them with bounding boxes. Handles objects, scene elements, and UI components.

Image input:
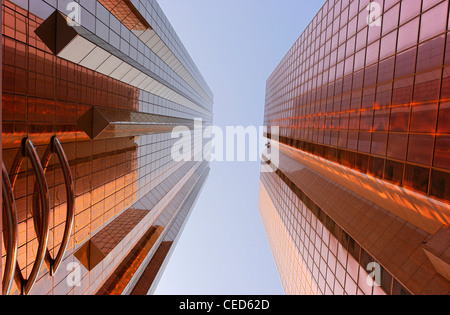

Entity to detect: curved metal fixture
[2,162,19,295]
[32,137,75,276]
[9,139,50,295]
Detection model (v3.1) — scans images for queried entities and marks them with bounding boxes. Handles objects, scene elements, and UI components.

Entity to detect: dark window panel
[384,159,404,185]
[368,156,385,179]
[431,170,450,200]
[404,164,430,193]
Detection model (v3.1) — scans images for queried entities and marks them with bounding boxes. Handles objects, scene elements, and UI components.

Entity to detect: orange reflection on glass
[98,0,151,31]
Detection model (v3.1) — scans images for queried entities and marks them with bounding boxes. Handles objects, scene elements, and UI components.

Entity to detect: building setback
[1,0,213,295]
[259,0,450,295]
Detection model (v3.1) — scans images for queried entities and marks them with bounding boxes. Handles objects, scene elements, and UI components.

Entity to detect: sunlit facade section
[1,0,213,295]
[259,181,319,295]
[260,0,450,295]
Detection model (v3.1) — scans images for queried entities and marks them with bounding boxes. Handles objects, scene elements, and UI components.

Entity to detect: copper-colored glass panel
[389,106,410,132]
[366,40,380,66]
[434,136,450,170]
[344,55,355,77]
[397,18,419,52]
[98,0,151,31]
[407,134,435,165]
[343,74,353,93]
[395,47,417,79]
[351,90,362,110]
[410,102,438,133]
[380,30,397,60]
[392,77,413,105]
[420,2,448,43]
[383,4,400,36]
[364,64,378,88]
[387,133,408,160]
[368,15,381,44]
[355,29,368,53]
[347,131,358,150]
[378,57,395,84]
[375,83,392,108]
[362,87,376,110]
[339,112,349,129]
[400,0,421,25]
[371,133,388,156]
[349,112,360,130]
[373,108,389,131]
[360,110,373,130]
[414,70,442,103]
[341,93,351,111]
[416,35,445,73]
[352,70,364,91]
[358,132,371,154]
[445,33,450,65]
[441,66,450,99]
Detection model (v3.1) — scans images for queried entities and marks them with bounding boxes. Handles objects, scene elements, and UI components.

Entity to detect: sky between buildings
[154,0,327,295]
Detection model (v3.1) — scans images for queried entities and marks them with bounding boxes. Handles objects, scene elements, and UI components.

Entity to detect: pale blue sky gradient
[154,0,326,295]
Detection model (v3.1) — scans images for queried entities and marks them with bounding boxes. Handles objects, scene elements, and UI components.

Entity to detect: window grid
[264,0,450,203]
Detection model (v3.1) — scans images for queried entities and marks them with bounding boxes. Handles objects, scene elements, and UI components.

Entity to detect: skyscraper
[259,0,450,295]
[1,0,213,295]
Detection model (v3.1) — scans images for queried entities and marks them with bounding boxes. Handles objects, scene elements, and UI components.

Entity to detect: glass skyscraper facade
[260,0,450,295]
[1,0,213,295]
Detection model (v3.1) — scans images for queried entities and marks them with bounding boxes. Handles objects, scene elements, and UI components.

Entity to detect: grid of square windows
[264,0,450,203]
[260,169,411,295]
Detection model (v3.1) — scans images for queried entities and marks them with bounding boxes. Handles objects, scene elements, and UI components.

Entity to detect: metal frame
[9,139,50,295]
[32,137,75,276]
[2,162,18,296]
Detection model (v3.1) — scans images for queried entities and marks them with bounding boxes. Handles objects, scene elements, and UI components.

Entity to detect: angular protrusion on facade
[77,107,110,140]
[77,106,195,140]
[34,10,78,55]
[74,240,106,272]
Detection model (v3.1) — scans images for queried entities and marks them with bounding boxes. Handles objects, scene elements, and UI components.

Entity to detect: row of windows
[273,134,450,201]
[270,73,450,136]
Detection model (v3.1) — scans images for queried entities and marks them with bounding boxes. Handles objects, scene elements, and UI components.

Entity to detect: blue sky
[154,0,326,295]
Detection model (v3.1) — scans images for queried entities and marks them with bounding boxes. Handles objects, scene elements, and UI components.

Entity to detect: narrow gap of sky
[154,0,327,295]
